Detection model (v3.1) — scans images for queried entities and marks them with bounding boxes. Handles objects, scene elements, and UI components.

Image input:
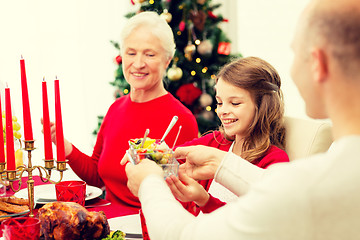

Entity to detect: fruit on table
[15,149,23,167]
[2,112,22,141]
[129,137,172,164]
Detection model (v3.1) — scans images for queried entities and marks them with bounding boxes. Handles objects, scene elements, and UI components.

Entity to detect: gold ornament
[160,9,172,23]
[184,42,196,61]
[134,0,147,3]
[167,64,183,81]
[197,39,213,55]
[197,0,207,4]
[199,93,213,107]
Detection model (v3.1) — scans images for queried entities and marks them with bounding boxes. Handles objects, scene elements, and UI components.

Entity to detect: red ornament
[207,11,217,19]
[115,55,122,64]
[179,21,185,32]
[176,83,202,106]
[217,42,231,55]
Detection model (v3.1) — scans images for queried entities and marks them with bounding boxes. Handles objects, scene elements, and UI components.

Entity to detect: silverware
[124,233,143,239]
[160,116,178,144]
[171,125,182,150]
[140,129,150,148]
[85,202,111,208]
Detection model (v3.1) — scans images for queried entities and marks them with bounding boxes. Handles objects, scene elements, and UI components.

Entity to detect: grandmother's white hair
[120,11,176,60]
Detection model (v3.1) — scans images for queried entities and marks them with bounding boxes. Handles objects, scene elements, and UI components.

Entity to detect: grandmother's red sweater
[67,93,198,214]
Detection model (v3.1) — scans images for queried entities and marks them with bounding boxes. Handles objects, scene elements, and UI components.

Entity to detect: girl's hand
[166,169,209,207]
[125,158,163,197]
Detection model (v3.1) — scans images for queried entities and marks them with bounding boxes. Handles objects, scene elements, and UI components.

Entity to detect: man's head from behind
[290,0,360,119]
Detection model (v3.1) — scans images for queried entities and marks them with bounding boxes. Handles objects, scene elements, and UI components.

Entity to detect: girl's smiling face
[215,77,256,141]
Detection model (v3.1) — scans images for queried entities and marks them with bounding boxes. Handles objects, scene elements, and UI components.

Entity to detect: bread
[0,196,30,222]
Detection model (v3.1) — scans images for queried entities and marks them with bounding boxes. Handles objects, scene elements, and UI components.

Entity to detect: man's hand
[125,159,163,197]
[174,145,227,180]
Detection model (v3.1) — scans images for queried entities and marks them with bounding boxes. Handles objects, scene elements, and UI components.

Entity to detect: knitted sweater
[67,93,198,214]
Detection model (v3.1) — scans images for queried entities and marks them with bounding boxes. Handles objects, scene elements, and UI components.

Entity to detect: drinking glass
[128,140,179,178]
[55,180,86,206]
[2,217,40,240]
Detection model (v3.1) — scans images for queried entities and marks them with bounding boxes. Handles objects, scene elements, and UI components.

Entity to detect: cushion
[284,116,333,161]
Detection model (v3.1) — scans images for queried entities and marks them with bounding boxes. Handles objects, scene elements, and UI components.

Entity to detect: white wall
[0,1,310,179]
[0,0,135,179]
[214,0,309,119]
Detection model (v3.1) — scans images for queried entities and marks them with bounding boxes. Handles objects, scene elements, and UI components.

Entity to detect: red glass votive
[2,217,40,240]
[140,209,150,240]
[55,180,86,206]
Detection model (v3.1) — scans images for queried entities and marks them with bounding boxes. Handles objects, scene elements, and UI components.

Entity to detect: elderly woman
[46,11,198,214]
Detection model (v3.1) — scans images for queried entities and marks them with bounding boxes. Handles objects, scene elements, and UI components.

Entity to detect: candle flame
[20,55,23,59]
[43,76,45,82]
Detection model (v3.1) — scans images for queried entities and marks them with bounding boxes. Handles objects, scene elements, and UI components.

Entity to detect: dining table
[0,175,143,239]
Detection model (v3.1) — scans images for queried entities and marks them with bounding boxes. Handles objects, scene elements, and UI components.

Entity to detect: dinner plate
[108,213,142,235]
[14,184,103,204]
[0,210,30,219]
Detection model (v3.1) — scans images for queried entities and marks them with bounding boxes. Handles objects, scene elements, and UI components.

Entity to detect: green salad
[102,230,126,240]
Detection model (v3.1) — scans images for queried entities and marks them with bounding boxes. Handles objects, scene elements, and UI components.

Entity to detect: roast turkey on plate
[38,201,110,240]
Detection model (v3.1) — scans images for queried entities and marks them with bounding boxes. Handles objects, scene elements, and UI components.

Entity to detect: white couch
[284,116,333,161]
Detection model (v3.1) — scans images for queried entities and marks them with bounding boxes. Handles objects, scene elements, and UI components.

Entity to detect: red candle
[0,92,5,163]
[5,87,15,170]
[54,79,65,162]
[20,56,33,140]
[42,79,53,160]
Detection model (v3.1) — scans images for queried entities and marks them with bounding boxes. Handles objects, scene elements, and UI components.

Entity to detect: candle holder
[0,140,67,217]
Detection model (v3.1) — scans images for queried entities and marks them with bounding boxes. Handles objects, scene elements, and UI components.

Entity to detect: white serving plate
[14,184,103,204]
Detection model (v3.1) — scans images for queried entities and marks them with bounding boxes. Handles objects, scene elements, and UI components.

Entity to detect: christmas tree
[94,0,242,135]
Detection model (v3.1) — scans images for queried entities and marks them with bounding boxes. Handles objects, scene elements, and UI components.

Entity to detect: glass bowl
[127,139,179,178]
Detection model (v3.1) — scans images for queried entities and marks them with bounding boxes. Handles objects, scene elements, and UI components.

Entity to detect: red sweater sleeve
[66,125,105,188]
[199,194,226,213]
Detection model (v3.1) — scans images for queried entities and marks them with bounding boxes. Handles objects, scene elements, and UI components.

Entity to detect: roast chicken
[38,201,110,240]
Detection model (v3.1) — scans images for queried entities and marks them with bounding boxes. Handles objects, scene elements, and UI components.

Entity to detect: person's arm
[138,163,308,240]
[174,146,265,196]
[44,118,104,188]
[214,152,265,196]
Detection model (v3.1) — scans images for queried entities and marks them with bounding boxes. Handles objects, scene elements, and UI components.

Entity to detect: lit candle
[0,92,5,163]
[20,56,33,140]
[42,79,53,160]
[5,87,15,170]
[54,78,65,162]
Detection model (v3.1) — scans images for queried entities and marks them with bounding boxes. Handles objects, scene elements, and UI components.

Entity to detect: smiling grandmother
[46,11,198,214]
